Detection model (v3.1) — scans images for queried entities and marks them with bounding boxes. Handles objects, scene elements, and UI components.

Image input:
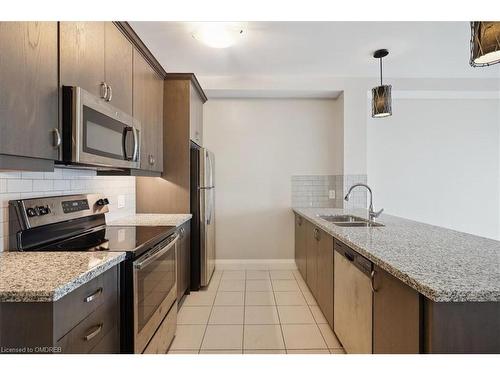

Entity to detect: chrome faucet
[344,183,384,221]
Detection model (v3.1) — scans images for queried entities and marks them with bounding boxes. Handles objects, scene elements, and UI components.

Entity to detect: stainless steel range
[9,193,178,354]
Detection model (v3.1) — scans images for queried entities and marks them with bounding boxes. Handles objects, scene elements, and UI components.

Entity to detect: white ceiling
[130,21,500,80]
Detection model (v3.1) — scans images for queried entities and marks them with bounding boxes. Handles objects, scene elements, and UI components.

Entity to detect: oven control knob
[96,198,110,207]
[37,206,50,215]
[26,208,37,217]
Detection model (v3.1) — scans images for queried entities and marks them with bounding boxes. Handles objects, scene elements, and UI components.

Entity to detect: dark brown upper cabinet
[59,22,105,99]
[133,49,164,173]
[103,23,133,115]
[60,22,133,115]
[0,22,59,167]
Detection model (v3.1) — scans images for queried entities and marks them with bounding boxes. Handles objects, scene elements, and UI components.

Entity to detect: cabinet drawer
[142,304,177,354]
[57,294,118,354]
[88,326,120,354]
[54,266,118,340]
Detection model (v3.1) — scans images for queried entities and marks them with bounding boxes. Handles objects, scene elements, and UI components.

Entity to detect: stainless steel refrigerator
[190,144,216,289]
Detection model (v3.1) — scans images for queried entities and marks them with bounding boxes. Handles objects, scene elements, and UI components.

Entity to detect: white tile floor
[168,267,345,354]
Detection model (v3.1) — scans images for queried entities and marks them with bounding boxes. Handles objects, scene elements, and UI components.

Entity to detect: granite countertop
[293,208,500,303]
[108,213,192,227]
[0,252,126,303]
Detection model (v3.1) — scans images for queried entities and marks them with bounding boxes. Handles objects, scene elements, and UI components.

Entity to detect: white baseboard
[215,259,297,270]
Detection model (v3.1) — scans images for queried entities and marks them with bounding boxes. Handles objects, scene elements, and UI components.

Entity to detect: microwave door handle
[123,127,132,161]
[123,126,138,161]
[134,234,179,270]
[132,127,139,162]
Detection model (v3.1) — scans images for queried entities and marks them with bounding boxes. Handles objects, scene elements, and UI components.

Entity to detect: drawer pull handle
[344,252,355,262]
[83,324,103,341]
[370,270,377,293]
[84,288,103,303]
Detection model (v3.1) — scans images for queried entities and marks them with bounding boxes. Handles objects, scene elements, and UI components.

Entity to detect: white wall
[367,95,500,240]
[203,98,343,260]
[0,168,136,251]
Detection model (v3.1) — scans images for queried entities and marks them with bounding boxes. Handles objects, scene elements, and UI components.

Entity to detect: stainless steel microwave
[62,86,141,169]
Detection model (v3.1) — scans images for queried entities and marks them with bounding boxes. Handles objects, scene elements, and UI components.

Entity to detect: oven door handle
[133,234,179,270]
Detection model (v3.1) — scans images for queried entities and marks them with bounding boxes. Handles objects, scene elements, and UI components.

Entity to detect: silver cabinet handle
[84,287,103,303]
[370,270,377,292]
[100,82,108,99]
[52,128,61,148]
[83,324,103,341]
[297,216,303,226]
[148,154,155,165]
[106,85,113,102]
[313,228,320,241]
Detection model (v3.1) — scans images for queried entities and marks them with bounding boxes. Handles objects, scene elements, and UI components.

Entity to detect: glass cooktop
[36,225,176,256]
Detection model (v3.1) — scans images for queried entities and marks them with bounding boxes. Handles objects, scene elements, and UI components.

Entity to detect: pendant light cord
[380,57,383,86]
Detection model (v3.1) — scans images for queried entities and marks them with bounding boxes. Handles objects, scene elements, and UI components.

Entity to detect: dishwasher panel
[333,244,373,354]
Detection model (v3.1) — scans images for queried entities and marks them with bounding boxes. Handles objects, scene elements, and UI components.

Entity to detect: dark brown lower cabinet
[0,265,120,354]
[316,228,334,329]
[423,300,500,354]
[294,214,307,280]
[177,221,191,303]
[373,265,421,354]
[305,221,318,299]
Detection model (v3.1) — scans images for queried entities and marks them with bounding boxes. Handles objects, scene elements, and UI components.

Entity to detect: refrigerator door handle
[207,189,213,225]
[207,151,214,188]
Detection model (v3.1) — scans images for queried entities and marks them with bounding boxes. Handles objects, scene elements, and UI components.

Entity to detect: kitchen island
[293,207,500,354]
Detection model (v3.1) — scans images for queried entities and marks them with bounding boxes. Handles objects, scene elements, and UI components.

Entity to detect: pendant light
[372,49,392,118]
[470,22,500,67]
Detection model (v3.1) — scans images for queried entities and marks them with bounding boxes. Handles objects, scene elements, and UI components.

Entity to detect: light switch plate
[329,190,336,199]
[117,195,126,209]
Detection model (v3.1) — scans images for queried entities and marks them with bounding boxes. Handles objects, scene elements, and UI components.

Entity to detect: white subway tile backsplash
[33,179,54,192]
[53,180,71,190]
[21,171,45,179]
[7,179,32,193]
[0,167,136,252]
[0,172,21,179]
[291,174,367,209]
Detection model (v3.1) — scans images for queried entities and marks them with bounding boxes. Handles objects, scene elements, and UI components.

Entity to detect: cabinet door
[373,265,420,353]
[189,83,203,146]
[182,222,191,295]
[150,72,164,172]
[134,49,159,171]
[177,222,191,302]
[104,23,133,115]
[0,22,58,160]
[316,229,334,328]
[176,228,184,301]
[294,215,307,280]
[59,22,105,98]
[306,222,319,299]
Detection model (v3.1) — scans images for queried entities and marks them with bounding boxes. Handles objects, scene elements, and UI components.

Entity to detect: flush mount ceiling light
[470,22,500,67]
[192,22,245,49]
[371,49,392,118]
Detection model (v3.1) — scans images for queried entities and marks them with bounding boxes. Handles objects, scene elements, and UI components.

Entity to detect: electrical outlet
[329,190,336,199]
[117,195,125,209]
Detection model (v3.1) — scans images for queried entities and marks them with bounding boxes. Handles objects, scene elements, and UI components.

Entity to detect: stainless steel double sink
[317,214,384,227]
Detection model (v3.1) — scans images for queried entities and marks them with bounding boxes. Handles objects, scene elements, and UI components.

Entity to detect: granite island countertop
[108,213,192,227]
[0,251,126,302]
[293,208,500,303]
